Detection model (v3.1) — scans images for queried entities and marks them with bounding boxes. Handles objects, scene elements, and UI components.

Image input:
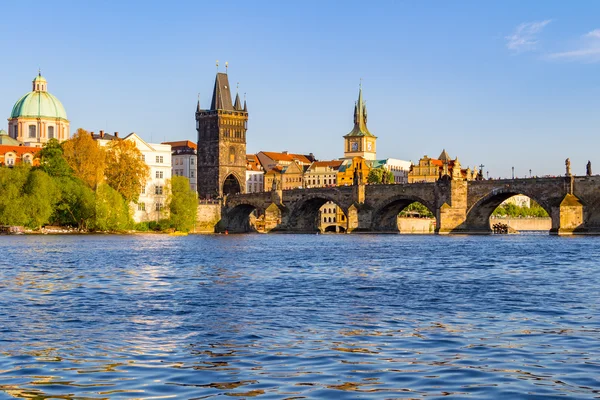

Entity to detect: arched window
[48,126,55,139]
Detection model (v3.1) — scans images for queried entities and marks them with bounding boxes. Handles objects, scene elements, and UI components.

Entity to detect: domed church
[7,73,70,147]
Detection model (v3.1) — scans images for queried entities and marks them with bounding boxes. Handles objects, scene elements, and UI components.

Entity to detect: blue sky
[1,0,599,177]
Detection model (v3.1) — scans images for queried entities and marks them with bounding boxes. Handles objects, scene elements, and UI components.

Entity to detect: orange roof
[310,160,343,169]
[260,151,312,165]
[162,140,197,150]
[0,145,39,156]
[265,166,284,174]
[246,154,263,171]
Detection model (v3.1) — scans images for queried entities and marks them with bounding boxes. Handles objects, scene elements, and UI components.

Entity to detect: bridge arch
[286,191,350,232]
[223,201,266,233]
[371,194,437,232]
[465,187,552,233]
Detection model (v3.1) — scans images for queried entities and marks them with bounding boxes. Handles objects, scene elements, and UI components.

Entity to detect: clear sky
[1,0,599,178]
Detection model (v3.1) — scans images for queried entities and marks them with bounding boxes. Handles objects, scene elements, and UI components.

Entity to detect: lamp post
[529,169,532,178]
[512,166,515,180]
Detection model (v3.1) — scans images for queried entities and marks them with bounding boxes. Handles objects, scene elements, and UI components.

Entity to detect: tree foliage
[105,139,149,203]
[367,168,394,184]
[492,201,549,218]
[62,128,106,189]
[0,166,30,226]
[91,184,131,231]
[23,170,60,228]
[168,176,197,232]
[37,139,72,178]
[53,176,96,230]
[399,202,434,218]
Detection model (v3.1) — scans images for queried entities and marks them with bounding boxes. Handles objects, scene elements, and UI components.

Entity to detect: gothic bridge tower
[196,72,248,199]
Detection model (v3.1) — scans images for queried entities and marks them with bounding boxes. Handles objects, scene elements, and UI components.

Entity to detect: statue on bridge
[565,158,571,176]
[587,160,592,176]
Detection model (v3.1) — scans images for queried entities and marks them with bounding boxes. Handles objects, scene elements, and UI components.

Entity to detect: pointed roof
[438,149,450,162]
[243,97,247,112]
[344,85,375,138]
[210,72,233,111]
[233,92,242,110]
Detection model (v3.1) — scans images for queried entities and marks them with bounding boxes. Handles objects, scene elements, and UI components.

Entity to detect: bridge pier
[435,180,471,234]
[550,194,584,235]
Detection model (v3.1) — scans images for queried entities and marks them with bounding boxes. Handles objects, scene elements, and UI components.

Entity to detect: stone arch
[287,193,350,232]
[224,203,264,233]
[371,194,437,232]
[464,187,553,233]
[223,173,242,196]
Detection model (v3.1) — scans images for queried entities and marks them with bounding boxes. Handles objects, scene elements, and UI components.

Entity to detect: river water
[0,234,599,399]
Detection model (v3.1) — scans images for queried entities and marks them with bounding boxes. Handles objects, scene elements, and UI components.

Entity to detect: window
[229,147,235,164]
[190,158,195,165]
[155,203,164,211]
[48,126,55,139]
[138,203,146,211]
[190,170,195,178]
[155,185,163,195]
[156,155,164,163]
[140,154,146,162]
[28,125,36,138]
[12,125,18,138]
[156,171,164,179]
[23,155,31,164]
[141,185,146,194]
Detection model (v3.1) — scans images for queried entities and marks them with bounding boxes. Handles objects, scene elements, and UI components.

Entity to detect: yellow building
[337,156,372,186]
[408,149,478,183]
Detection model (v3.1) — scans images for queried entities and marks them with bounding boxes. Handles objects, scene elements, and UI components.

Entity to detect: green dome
[10,91,68,120]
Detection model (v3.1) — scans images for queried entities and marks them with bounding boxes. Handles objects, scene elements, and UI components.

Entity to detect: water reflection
[0,234,599,398]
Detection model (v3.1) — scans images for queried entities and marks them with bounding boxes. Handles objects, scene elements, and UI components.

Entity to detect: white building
[382,158,412,184]
[162,140,197,192]
[93,131,172,223]
[246,154,264,193]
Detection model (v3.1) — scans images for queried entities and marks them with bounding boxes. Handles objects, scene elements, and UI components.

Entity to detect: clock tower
[343,84,377,160]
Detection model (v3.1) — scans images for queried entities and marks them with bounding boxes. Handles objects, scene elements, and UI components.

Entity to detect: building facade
[93,131,172,223]
[8,73,70,147]
[0,129,39,166]
[163,140,197,192]
[196,72,248,199]
[408,149,477,183]
[246,154,264,193]
[304,160,342,188]
[343,85,376,160]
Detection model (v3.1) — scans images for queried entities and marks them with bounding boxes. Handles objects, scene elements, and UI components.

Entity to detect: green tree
[367,168,394,184]
[105,139,149,203]
[0,166,29,226]
[37,139,72,178]
[53,176,96,230]
[91,184,132,231]
[400,202,434,218]
[168,176,198,232]
[23,170,60,228]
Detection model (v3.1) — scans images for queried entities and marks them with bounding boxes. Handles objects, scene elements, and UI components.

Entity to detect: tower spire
[243,92,247,112]
[196,93,201,112]
[233,82,242,110]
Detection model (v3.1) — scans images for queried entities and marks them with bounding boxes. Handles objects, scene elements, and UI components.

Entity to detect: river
[0,234,599,398]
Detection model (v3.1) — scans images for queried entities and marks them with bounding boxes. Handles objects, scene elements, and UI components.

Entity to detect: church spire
[344,81,374,138]
[243,93,247,112]
[233,82,242,110]
[210,72,234,111]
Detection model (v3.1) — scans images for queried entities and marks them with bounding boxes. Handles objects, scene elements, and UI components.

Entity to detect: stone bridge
[221,175,600,234]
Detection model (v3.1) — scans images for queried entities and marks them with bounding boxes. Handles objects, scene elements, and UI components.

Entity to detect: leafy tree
[53,176,96,230]
[105,139,149,203]
[0,166,29,226]
[37,139,72,178]
[399,202,434,218]
[62,128,106,189]
[367,168,394,184]
[91,184,131,231]
[23,170,60,228]
[168,176,197,232]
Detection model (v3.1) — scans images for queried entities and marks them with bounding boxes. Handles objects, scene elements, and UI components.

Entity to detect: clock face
[351,142,358,151]
[367,142,372,151]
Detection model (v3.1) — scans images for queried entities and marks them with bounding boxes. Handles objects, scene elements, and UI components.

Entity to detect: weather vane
[216,60,219,72]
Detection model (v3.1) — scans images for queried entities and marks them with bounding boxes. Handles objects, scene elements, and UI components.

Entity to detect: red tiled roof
[260,151,312,165]
[310,160,343,169]
[0,145,39,156]
[161,140,197,150]
[246,154,263,171]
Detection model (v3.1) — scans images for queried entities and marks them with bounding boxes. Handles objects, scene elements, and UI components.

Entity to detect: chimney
[100,130,104,138]
[282,151,288,155]
[114,132,119,138]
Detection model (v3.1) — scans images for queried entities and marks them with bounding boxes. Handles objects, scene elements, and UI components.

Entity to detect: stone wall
[195,204,221,233]
[489,217,551,231]
[397,217,435,234]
